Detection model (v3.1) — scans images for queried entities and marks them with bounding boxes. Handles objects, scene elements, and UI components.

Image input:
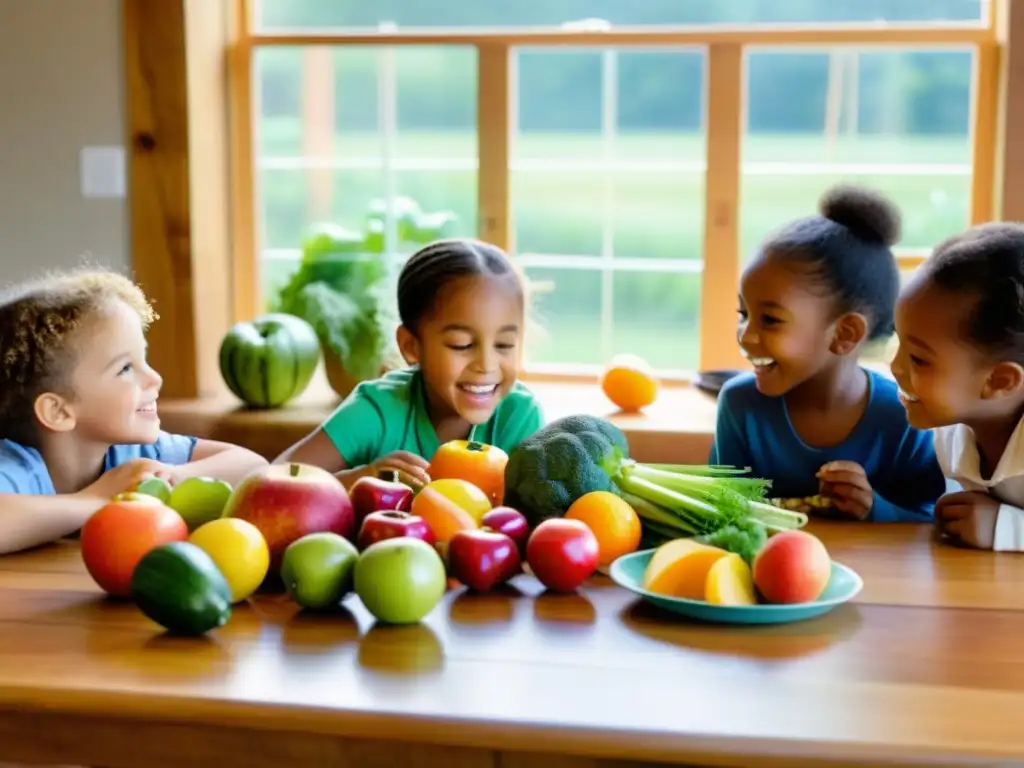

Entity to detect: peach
[704,552,758,606]
[752,530,832,604]
[641,538,730,600]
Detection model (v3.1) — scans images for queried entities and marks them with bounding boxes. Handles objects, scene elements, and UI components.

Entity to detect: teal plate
[609,549,863,625]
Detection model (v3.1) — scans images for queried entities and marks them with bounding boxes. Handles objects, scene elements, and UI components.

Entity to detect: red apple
[448,528,521,592]
[357,510,436,551]
[350,475,414,526]
[480,506,529,555]
[752,530,832,604]
[222,462,355,570]
[526,518,599,593]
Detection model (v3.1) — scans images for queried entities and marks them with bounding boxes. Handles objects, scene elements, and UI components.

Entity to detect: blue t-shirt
[0,431,197,495]
[709,370,946,522]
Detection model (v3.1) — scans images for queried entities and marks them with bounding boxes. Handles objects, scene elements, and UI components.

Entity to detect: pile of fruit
[76,415,840,638]
[343,437,644,600]
[80,460,365,635]
[78,436,648,637]
[641,530,834,606]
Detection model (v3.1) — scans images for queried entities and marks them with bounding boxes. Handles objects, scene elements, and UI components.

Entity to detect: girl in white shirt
[891,222,1024,551]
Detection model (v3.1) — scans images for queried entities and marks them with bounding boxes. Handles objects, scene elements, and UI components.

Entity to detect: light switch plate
[80,146,126,199]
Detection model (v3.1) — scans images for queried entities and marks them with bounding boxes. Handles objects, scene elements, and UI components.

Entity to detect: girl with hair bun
[710,184,946,522]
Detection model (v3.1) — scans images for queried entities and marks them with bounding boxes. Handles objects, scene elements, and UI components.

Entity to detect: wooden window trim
[127,1,1017,398]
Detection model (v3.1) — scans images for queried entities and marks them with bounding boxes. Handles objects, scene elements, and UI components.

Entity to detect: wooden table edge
[0,686,1010,768]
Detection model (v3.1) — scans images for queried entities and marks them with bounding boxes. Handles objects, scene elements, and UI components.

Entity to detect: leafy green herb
[272,200,460,383]
[273,225,394,381]
[698,519,769,565]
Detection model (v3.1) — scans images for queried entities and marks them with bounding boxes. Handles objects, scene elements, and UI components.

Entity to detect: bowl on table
[609,548,863,625]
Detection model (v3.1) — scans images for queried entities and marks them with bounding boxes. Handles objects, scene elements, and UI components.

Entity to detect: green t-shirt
[322,366,544,467]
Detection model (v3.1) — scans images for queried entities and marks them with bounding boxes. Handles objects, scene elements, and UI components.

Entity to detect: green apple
[354,537,447,625]
[281,532,359,611]
[168,477,233,531]
[133,476,172,504]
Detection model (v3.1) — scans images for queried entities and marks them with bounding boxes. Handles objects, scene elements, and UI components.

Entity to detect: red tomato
[526,518,599,593]
[80,493,188,597]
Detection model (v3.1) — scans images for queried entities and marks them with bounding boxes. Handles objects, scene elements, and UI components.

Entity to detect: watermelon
[219,313,321,408]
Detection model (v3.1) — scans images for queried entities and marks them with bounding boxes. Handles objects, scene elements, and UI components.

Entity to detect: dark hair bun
[819,184,901,247]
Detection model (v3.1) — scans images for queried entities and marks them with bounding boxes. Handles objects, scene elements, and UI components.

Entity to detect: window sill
[158,369,720,465]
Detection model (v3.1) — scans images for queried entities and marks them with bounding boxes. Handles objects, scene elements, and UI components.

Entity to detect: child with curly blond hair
[0,266,267,553]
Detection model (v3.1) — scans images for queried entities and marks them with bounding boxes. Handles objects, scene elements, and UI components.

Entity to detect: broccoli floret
[504,415,630,526]
[700,518,768,565]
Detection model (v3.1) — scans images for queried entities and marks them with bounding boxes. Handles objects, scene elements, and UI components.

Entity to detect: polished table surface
[1,521,1024,767]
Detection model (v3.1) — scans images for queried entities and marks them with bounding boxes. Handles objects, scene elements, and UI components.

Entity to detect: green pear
[168,477,233,531]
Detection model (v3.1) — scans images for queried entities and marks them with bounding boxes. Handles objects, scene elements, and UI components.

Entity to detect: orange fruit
[410,478,492,543]
[80,494,189,597]
[600,354,659,412]
[565,491,642,568]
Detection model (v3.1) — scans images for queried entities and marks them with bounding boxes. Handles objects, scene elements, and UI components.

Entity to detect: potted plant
[273,196,458,399]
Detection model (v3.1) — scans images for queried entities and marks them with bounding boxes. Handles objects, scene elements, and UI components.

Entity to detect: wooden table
[1,522,1024,768]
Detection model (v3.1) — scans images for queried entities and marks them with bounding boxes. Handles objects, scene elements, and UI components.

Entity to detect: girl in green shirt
[275,238,544,489]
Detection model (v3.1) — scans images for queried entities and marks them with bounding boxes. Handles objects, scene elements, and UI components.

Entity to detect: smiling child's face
[890,277,996,430]
[63,299,164,445]
[398,274,523,427]
[736,254,845,396]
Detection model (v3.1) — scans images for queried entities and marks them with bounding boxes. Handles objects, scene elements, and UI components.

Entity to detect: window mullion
[600,48,618,363]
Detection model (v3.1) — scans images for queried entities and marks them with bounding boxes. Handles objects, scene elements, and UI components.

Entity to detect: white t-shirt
[934,420,1024,551]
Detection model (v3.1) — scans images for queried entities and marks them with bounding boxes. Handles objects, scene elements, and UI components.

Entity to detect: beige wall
[0,0,126,286]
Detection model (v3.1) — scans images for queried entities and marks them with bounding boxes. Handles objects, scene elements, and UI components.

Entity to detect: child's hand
[79,458,174,502]
[934,491,1000,549]
[816,460,874,520]
[366,451,432,489]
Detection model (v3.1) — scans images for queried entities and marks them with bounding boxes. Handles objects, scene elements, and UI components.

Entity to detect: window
[253,1,986,29]
[741,48,973,264]
[255,45,479,306]
[511,48,705,373]
[739,47,975,366]
[238,0,997,379]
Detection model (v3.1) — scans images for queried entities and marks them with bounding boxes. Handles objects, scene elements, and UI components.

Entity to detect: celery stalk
[617,490,700,536]
[744,499,808,530]
[616,474,728,533]
[624,462,770,501]
[616,462,806,533]
[613,459,806,553]
[642,463,754,476]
